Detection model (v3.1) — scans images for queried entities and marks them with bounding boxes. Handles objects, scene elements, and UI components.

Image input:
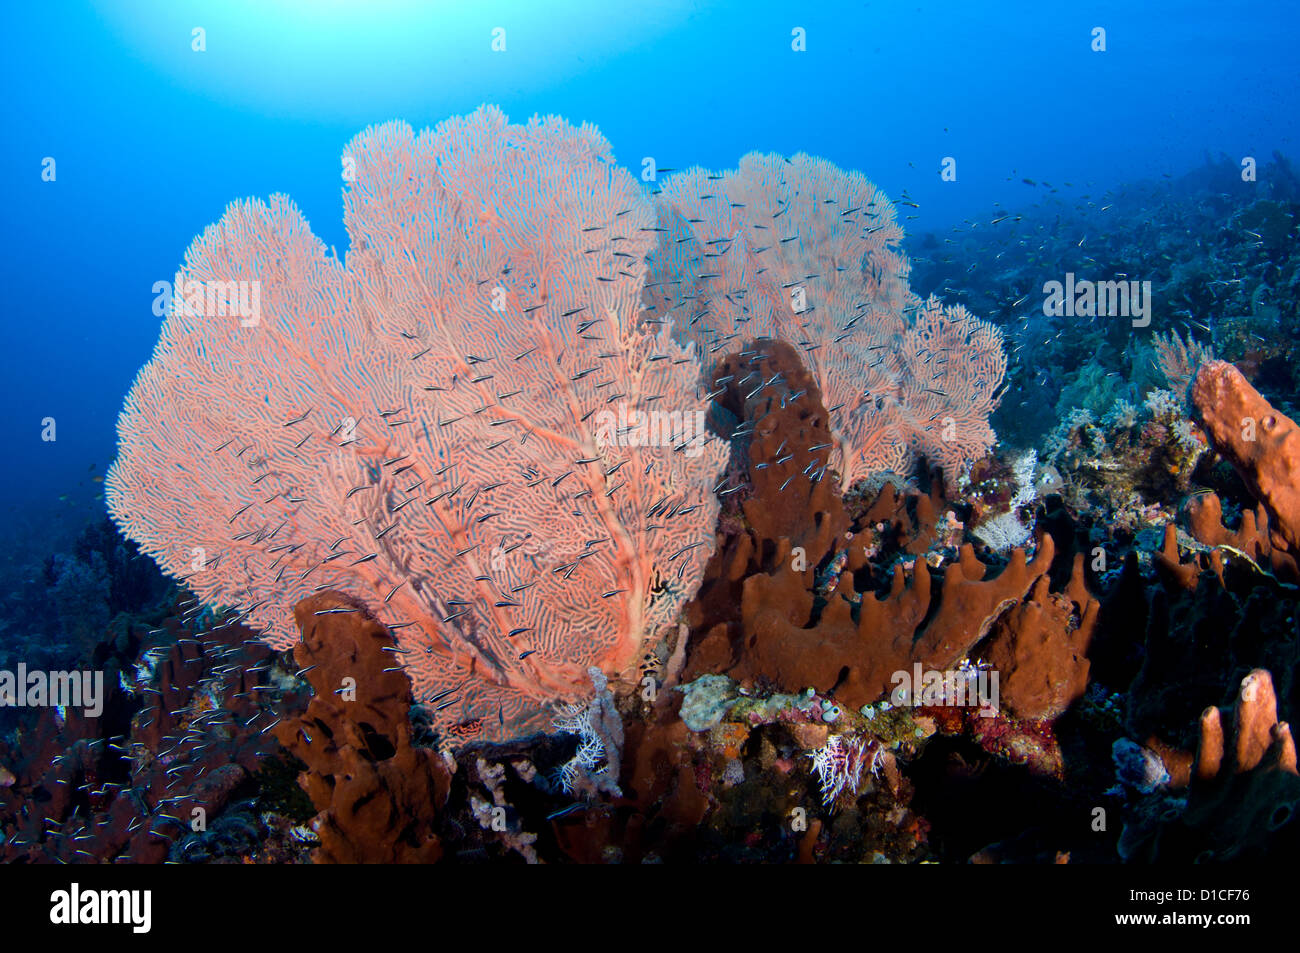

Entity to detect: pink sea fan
[107,107,727,740]
[644,152,1006,486]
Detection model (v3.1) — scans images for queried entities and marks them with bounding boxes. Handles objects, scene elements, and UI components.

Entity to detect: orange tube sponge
[1191,360,1300,551]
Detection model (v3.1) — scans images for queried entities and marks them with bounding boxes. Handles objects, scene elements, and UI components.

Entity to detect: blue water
[1,0,1297,550]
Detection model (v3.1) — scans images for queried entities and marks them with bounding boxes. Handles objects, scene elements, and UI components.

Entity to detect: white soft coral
[809,735,869,807]
[551,667,623,797]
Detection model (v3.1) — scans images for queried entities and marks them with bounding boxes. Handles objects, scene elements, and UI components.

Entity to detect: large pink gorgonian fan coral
[107,106,727,741]
[643,153,1007,487]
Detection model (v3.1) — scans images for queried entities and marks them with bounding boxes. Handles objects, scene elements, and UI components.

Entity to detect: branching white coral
[808,734,870,807]
[971,449,1038,552]
[552,667,623,797]
[1143,388,1182,418]
[1101,398,1138,430]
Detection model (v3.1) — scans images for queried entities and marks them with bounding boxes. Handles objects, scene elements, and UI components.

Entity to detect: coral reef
[19,108,1298,866]
[11,328,1299,864]
[1040,388,1208,534]
[682,339,1088,724]
[908,154,1300,452]
[106,107,726,739]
